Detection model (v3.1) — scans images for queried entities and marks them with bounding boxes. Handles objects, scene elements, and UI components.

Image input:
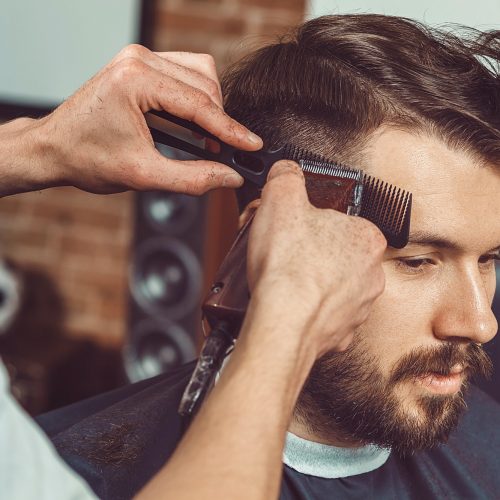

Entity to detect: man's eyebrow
[407,231,500,253]
[407,231,462,250]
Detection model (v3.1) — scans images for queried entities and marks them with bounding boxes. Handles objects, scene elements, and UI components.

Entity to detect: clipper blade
[297,158,412,248]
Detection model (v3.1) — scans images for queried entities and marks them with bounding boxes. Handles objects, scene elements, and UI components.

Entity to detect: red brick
[156,9,247,37]
[31,202,127,231]
[242,0,305,11]
[58,233,129,260]
[0,0,306,352]
[256,18,301,37]
[0,225,49,250]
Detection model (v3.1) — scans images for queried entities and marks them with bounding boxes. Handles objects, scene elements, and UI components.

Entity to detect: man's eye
[478,254,500,267]
[395,258,433,273]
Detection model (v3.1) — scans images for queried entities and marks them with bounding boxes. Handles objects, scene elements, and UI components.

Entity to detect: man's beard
[295,338,492,456]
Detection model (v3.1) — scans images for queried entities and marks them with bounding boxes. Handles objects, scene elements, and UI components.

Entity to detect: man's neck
[289,412,364,448]
[284,413,391,479]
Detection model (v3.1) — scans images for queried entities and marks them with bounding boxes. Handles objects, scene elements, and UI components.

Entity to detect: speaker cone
[142,191,198,234]
[123,319,196,381]
[130,237,202,320]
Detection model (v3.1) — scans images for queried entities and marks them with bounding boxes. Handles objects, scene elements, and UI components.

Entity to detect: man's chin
[334,383,467,456]
[382,387,468,456]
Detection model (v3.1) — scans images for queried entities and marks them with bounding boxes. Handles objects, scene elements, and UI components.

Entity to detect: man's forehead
[361,127,500,253]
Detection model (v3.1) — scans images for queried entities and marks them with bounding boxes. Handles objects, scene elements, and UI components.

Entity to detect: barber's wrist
[0,116,64,196]
[240,285,319,373]
[248,278,322,341]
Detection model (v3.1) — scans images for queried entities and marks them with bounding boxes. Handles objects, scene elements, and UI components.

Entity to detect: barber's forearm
[137,294,318,500]
[0,117,63,197]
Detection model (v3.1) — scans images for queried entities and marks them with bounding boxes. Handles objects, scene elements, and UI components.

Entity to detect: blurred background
[0,0,498,416]
[0,0,307,415]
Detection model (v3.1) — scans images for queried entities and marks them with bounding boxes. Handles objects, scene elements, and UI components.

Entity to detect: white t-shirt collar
[283,431,391,479]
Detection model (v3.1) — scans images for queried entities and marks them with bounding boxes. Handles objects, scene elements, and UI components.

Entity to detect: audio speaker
[124,145,206,382]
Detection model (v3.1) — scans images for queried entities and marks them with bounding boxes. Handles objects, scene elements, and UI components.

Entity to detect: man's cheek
[355,283,432,376]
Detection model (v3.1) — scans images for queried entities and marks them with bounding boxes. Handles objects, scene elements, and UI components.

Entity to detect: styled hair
[222,14,500,208]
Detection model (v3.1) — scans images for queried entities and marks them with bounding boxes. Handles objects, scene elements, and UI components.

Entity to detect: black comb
[146,110,326,187]
[146,110,412,248]
[299,160,412,249]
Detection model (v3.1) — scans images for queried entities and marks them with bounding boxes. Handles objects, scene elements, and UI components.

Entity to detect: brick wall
[152,0,306,67]
[0,189,132,348]
[0,0,306,350]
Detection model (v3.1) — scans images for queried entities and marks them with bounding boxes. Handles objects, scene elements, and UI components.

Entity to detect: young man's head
[222,14,500,455]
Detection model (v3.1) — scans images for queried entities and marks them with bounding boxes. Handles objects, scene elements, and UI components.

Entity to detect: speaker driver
[142,191,198,234]
[123,319,196,382]
[131,237,202,320]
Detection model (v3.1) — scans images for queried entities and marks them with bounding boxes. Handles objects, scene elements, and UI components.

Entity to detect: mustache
[389,342,493,385]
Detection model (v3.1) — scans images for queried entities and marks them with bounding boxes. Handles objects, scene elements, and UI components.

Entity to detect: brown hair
[222,14,500,208]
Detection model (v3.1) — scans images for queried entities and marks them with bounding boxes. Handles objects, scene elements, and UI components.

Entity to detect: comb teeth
[299,159,363,181]
[282,145,362,180]
[280,144,412,248]
[360,175,412,249]
[282,143,328,165]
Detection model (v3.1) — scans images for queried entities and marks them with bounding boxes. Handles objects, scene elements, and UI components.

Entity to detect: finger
[135,153,244,195]
[113,45,223,108]
[261,160,308,207]
[152,55,223,108]
[238,198,262,229]
[155,52,223,104]
[267,159,304,182]
[205,138,221,154]
[143,67,263,151]
[156,52,218,80]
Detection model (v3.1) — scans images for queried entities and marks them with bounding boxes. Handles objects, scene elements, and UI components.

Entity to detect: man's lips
[412,364,465,395]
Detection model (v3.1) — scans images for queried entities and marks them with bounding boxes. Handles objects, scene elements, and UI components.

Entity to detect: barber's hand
[33,46,262,195]
[246,160,386,358]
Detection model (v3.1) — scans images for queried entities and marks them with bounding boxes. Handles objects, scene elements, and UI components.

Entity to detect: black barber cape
[37,361,500,500]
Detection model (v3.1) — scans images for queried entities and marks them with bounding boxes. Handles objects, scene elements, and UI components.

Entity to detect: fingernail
[268,160,303,181]
[247,132,262,145]
[223,172,244,188]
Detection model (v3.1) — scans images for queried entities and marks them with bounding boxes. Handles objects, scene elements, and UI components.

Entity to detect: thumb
[138,150,244,194]
[262,160,308,206]
[267,159,304,182]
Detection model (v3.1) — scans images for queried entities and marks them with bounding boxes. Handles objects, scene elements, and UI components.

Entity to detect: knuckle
[205,78,221,100]
[188,178,209,196]
[128,168,149,191]
[194,89,214,111]
[119,43,148,60]
[112,57,145,82]
[183,170,214,196]
[369,224,387,248]
[337,335,353,352]
[126,160,155,191]
[358,220,387,252]
[270,160,304,181]
[199,53,216,70]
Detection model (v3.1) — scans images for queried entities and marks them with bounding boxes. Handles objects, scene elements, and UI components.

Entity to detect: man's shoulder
[393,385,500,499]
[434,384,500,457]
[38,361,196,499]
[39,360,195,436]
[280,387,500,500]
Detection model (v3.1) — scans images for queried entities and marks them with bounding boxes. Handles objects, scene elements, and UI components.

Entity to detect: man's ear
[238,198,261,230]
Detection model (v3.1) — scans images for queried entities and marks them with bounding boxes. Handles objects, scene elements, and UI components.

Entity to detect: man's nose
[433,271,498,345]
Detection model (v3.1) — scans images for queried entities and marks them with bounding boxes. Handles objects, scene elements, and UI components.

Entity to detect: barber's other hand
[246,160,386,358]
[32,46,262,195]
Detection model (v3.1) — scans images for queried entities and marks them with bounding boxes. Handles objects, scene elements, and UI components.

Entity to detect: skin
[0,45,263,197]
[290,127,500,446]
[137,161,386,500]
[0,46,387,499]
